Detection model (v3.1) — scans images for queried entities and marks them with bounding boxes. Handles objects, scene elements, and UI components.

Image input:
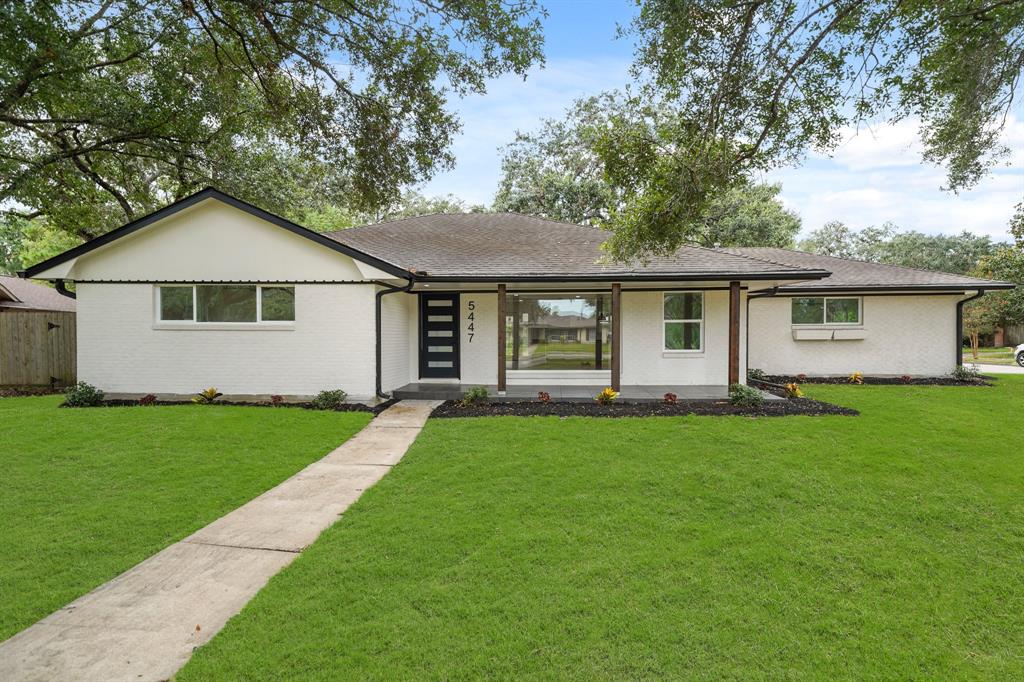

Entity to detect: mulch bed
[431,397,857,419]
[758,375,992,387]
[1,386,63,398]
[63,398,398,414]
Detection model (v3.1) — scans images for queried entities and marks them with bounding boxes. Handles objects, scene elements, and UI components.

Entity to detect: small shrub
[537,391,551,403]
[64,381,105,407]
[461,386,489,406]
[796,373,807,382]
[192,387,223,405]
[784,383,803,399]
[747,368,766,382]
[950,364,981,382]
[270,394,284,406]
[848,371,864,385]
[138,393,157,406]
[311,389,347,410]
[663,391,678,404]
[729,383,764,407]
[899,375,913,384]
[594,387,619,405]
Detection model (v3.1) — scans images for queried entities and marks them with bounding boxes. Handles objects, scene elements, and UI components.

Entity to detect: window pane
[261,286,295,321]
[504,293,610,370]
[665,321,701,350]
[791,297,824,325]
[197,285,257,322]
[664,293,702,320]
[160,287,193,321]
[826,298,860,324]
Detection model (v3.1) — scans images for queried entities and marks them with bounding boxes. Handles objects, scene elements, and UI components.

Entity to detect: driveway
[974,363,1024,375]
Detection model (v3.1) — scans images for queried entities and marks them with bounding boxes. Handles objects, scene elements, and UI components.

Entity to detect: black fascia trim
[413,270,830,283]
[762,283,1015,294]
[22,187,412,280]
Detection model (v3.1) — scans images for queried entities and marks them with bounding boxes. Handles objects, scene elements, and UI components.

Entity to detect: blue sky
[422,0,1024,241]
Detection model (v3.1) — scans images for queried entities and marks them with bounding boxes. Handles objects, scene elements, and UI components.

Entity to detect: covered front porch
[392,382,736,402]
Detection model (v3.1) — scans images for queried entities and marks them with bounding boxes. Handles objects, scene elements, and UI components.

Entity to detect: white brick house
[22,188,1013,401]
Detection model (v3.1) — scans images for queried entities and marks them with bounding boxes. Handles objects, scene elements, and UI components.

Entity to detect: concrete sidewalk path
[0,400,439,682]
[975,363,1024,375]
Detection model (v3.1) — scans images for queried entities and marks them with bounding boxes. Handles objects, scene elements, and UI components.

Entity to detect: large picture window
[504,293,611,371]
[663,292,703,351]
[791,296,861,326]
[157,285,294,323]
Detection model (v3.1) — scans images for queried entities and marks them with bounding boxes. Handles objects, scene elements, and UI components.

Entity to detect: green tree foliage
[800,222,1004,274]
[495,93,801,248]
[973,203,1024,324]
[0,0,544,239]
[293,190,487,233]
[0,215,80,273]
[604,1,1024,259]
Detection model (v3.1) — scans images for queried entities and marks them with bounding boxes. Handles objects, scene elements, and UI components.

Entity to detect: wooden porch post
[611,282,621,391]
[497,283,507,393]
[728,280,740,385]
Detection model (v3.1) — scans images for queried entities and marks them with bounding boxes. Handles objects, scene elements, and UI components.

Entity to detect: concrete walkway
[0,400,439,682]
[974,363,1024,375]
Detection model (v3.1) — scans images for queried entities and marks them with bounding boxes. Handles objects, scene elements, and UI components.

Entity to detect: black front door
[419,293,460,378]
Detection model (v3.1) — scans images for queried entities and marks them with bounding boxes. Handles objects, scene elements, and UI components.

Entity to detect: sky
[422,0,1024,242]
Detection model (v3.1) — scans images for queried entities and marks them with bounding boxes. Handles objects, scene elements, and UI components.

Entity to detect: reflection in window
[505,294,611,371]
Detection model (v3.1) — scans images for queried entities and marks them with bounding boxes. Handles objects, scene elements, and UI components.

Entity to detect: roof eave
[412,270,831,283]
[767,281,1016,294]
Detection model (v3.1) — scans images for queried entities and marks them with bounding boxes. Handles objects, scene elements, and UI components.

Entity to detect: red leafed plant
[270,394,284,406]
[537,391,551,403]
[796,373,807,382]
[663,392,678,404]
[138,394,157,406]
[899,375,913,384]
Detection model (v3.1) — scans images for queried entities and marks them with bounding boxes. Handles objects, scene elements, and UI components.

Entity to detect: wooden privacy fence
[0,310,76,386]
[1004,324,1024,347]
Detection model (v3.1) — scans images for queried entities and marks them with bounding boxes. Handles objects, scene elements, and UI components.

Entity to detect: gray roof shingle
[0,275,77,311]
[325,213,828,281]
[720,247,1014,291]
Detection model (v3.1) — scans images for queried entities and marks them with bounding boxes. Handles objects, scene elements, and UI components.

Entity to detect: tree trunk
[971,332,980,359]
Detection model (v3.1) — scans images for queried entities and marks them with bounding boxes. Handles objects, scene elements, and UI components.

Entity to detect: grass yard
[181,377,1024,680]
[0,396,371,641]
[962,345,1020,366]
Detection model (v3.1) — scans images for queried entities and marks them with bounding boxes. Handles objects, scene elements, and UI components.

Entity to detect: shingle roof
[720,247,1014,291]
[325,213,829,281]
[0,275,77,311]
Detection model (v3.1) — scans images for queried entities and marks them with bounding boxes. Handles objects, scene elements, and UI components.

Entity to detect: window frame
[662,291,704,353]
[790,296,862,327]
[155,284,295,326]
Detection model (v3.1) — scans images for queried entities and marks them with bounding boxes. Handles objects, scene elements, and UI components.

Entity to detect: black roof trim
[414,271,831,283]
[765,283,1014,294]
[21,187,412,280]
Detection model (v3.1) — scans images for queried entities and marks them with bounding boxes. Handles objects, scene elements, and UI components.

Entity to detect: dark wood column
[497,283,507,392]
[728,280,740,385]
[611,282,621,391]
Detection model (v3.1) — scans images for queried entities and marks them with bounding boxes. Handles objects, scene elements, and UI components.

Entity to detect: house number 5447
[466,300,475,342]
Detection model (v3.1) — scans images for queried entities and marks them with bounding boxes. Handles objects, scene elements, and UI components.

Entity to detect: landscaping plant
[192,387,223,405]
[461,386,489,407]
[537,391,551,403]
[311,389,347,410]
[950,364,981,382]
[796,373,808,382]
[728,383,763,407]
[663,392,678,404]
[594,387,619,405]
[900,375,913,384]
[138,394,157,406]
[270,395,284,407]
[63,382,104,407]
[747,368,766,382]
[784,383,803,399]
[848,371,864,385]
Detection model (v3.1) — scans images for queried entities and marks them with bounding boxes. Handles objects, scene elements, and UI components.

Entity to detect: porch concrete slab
[0,400,441,682]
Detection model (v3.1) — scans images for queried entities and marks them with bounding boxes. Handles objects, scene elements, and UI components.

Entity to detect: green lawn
[0,396,371,641]
[962,346,1020,366]
[180,378,1024,680]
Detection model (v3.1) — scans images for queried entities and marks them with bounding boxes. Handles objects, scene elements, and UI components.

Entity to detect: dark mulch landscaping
[759,375,991,387]
[65,398,398,414]
[432,397,857,418]
[1,386,62,398]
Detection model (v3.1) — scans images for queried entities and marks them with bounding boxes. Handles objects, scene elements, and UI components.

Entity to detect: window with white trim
[157,285,295,323]
[791,296,861,326]
[663,292,703,351]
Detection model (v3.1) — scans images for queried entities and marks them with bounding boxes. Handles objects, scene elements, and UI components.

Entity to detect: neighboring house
[21,188,1013,401]
[0,274,77,386]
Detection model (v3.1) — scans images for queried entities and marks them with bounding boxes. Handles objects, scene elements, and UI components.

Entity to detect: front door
[419,293,460,378]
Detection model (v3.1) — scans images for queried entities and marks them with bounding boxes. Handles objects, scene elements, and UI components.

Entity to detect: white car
[1017,343,1024,367]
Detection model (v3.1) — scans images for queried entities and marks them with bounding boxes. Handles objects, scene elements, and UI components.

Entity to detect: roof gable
[23,188,409,280]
